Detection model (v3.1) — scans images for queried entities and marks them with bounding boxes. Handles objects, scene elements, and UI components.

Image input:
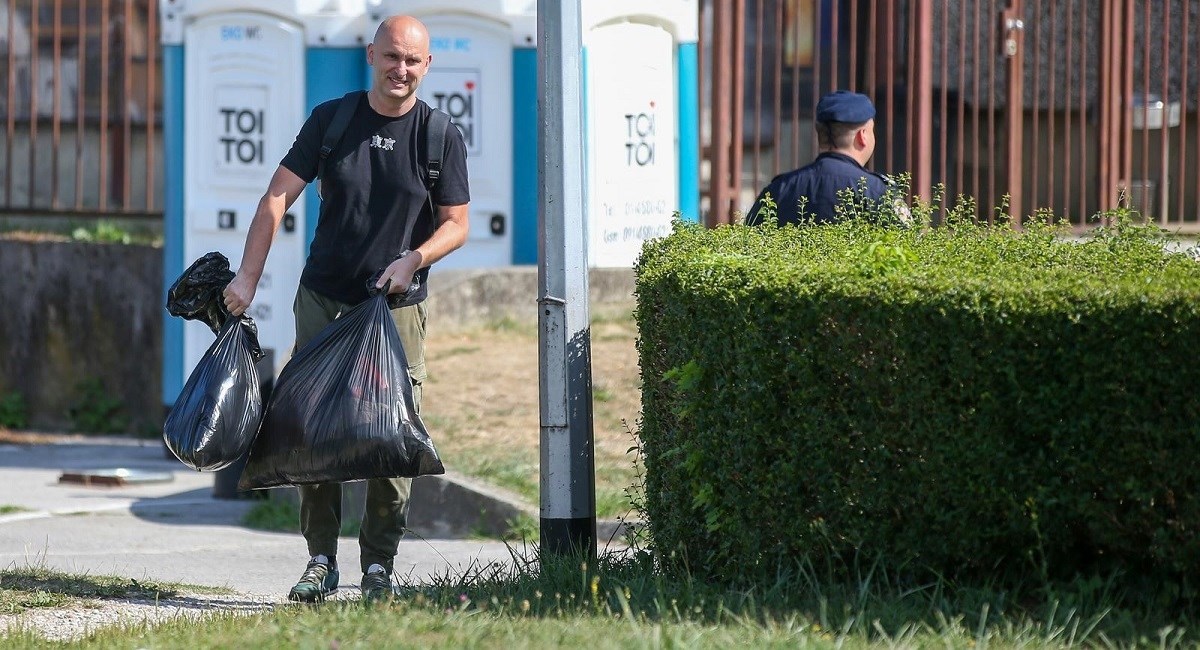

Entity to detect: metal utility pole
[536,0,597,556]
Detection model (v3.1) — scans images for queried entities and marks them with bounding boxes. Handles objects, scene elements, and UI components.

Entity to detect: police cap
[815,90,876,124]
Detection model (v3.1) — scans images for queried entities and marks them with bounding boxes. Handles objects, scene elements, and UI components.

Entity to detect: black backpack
[316,90,452,193]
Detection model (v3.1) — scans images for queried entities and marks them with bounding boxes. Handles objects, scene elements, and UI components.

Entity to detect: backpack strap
[317,90,364,183]
[424,108,452,191]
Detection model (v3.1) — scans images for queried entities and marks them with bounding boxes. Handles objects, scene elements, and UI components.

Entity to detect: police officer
[746,90,889,226]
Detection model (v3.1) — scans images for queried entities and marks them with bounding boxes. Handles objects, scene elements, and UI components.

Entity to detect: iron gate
[1,0,160,219]
[703,0,1200,230]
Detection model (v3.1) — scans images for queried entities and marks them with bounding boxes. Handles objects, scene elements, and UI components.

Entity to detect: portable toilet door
[416,13,515,269]
[584,2,698,268]
[179,11,307,384]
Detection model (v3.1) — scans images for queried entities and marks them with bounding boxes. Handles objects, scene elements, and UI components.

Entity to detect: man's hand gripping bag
[238,291,444,490]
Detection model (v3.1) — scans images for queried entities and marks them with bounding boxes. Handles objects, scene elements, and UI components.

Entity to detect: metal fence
[703,0,1200,230]
[1,0,160,218]
[5,2,1199,227]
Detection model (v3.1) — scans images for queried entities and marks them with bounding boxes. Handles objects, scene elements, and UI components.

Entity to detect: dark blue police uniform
[746,153,888,225]
[745,90,889,226]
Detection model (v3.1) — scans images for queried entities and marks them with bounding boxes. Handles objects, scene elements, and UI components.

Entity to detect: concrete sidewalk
[0,435,521,599]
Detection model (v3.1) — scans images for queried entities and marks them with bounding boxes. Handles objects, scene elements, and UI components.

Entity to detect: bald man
[222,15,471,603]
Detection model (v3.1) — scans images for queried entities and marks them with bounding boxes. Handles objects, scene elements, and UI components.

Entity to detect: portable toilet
[370,1,536,268]
[160,0,373,419]
[372,0,699,268]
[583,0,700,268]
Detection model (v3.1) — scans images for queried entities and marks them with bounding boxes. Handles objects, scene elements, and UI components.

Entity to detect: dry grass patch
[421,303,641,518]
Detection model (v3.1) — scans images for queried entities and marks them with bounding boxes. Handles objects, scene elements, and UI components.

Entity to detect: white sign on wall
[182,13,306,383]
[587,22,677,268]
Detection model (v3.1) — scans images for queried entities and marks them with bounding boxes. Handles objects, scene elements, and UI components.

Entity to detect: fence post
[1002,0,1026,224]
[912,0,934,205]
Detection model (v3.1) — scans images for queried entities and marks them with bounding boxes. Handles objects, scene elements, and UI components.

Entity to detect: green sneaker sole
[288,586,339,603]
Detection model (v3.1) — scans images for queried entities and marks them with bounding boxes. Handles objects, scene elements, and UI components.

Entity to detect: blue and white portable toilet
[372,0,537,268]
[583,0,700,268]
[160,0,373,413]
[373,0,699,268]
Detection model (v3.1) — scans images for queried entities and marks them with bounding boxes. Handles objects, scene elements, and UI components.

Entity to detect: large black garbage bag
[163,252,267,471]
[163,317,262,471]
[238,291,444,490]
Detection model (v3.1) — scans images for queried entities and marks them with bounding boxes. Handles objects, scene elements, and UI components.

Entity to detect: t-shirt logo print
[370,135,396,151]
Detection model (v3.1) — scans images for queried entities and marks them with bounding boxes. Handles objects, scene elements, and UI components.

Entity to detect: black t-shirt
[280,94,470,306]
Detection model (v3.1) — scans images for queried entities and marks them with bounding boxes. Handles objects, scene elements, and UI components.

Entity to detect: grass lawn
[3,550,1195,648]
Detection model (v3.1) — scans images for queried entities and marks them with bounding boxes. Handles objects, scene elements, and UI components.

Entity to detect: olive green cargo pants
[291,284,427,575]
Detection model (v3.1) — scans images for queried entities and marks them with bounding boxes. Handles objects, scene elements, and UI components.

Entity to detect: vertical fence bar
[1031,0,1042,213]
[1099,0,1118,215]
[987,0,996,217]
[1139,0,1149,221]
[1123,0,1133,215]
[74,0,87,210]
[772,0,782,175]
[146,0,158,211]
[1193,0,1200,223]
[812,0,822,158]
[1080,0,1089,221]
[912,0,933,201]
[791,0,802,171]
[707,0,729,225]
[1103,0,1126,216]
[698,0,707,216]
[99,0,110,210]
[957,1,967,204]
[881,1,895,171]
[731,0,745,217]
[51,0,62,209]
[972,0,982,217]
[850,0,858,90]
[1003,0,1023,223]
[5,0,16,207]
[750,0,762,191]
[868,0,878,170]
[905,1,916,178]
[1177,0,1188,222]
[1190,0,1200,224]
[705,0,724,226]
[1098,0,1113,214]
[1047,0,1057,218]
[830,0,838,89]
[1063,1,1073,222]
[868,0,877,115]
[29,0,39,208]
[939,3,949,206]
[120,0,133,207]
[1158,1,1170,224]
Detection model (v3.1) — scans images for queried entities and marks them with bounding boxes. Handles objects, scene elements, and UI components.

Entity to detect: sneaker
[361,564,393,603]
[287,556,339,603]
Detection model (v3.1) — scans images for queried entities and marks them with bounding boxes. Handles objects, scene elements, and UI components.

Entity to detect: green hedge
[634,218,1200,586]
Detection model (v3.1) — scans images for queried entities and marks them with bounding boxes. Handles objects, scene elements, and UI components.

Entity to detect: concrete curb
[426,266,635,329]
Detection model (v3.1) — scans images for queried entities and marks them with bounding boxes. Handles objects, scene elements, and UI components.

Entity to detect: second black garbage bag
[163,317,263,471]
[238,290,444,490]
[163,251,265,472]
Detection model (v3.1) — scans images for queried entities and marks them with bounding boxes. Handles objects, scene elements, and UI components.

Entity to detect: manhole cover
[58,468,175,487]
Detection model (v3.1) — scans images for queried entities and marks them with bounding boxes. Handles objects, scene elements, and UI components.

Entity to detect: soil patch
[421,303,642,519]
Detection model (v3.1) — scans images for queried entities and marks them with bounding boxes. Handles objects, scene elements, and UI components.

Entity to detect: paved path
[0,436,517,598]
